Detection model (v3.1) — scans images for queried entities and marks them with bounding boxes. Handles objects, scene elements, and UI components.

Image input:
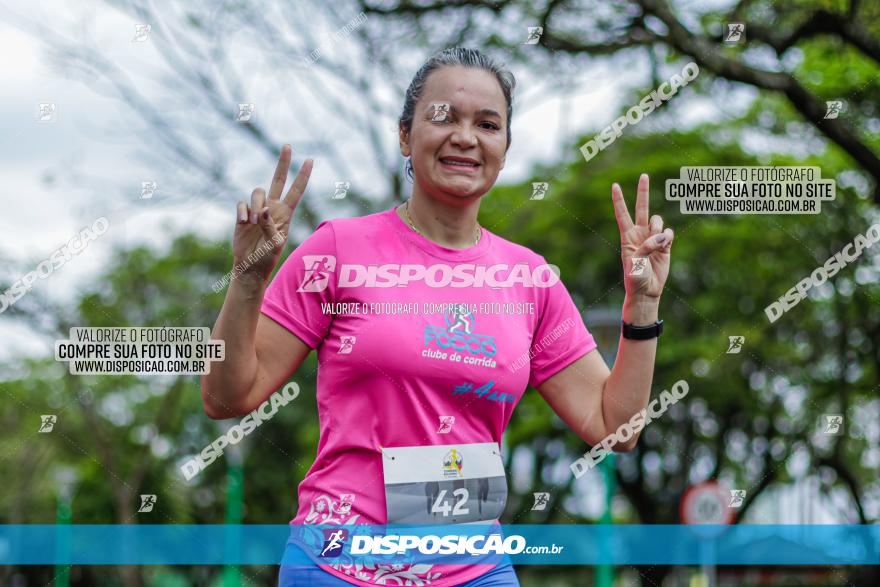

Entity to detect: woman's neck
[397,190,482,249]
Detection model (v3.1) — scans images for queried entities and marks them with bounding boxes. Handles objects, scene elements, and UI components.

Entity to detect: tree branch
[816,455,869,524]
[359,0,505,17]
[638,0,880,203]
[749,9,880,65]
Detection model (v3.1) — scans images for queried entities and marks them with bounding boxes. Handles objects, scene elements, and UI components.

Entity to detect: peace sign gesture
[611,174,674,299]
[232,144,314,283]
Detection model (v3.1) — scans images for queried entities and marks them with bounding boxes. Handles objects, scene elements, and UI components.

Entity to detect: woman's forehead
[419,66,506,110]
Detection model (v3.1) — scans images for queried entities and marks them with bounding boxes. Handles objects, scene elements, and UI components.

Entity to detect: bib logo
[423,305,497,361]
[443,448,463,478]
[297,255,336,293]
[319,528,349,558]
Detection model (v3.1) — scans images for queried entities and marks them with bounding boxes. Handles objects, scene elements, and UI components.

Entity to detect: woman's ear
[399,125,411,157]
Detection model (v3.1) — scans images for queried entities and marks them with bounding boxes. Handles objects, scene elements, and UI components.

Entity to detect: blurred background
[1,0,878,585]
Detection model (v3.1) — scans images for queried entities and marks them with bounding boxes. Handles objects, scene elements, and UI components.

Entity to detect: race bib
[381,442,507,525]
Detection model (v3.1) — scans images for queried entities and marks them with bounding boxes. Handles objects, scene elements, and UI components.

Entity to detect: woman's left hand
[611,173,674,299]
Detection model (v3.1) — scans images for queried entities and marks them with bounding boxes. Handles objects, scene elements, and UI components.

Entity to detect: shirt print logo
[452,380,516,404]
[297,255,336,292]
[447,303,474,333]
[423,305,497,357]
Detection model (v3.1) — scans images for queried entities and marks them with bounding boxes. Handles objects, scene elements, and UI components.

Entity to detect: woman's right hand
[233,144,314,284]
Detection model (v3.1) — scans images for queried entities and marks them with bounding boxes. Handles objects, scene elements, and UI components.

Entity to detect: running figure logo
[336,493,355,516]
[728,489,746,508]
[140,181,157,199]
[138,494,157,513]
[724,23,745,43]
[39,415,57,433]
[824,101,844,119]
[431,103,450,122]
[236,103,255,122]
[823,414,844,435]
[320,529,348,558]
[531,492,550,511]
[132,24,151,42]
[333,181,349,199]
[727,336,744,354]
[437,416,455,434]
[524,26,543,44]
[445,304,474,334]
[338,336,356,354]
[530,182,549,200]
[38,103,57,122]
[297,255,336,292]
[630,257,648,276]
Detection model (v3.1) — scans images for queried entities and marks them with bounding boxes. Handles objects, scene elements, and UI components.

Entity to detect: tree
[357,0,880,203]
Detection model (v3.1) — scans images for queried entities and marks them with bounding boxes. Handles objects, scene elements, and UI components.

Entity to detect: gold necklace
[404,199,481,247]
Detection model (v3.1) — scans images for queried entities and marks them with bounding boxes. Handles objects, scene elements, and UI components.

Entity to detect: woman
[201,47,674,586]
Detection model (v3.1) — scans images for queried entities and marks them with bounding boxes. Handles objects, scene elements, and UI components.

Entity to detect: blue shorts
[278,562,519,586]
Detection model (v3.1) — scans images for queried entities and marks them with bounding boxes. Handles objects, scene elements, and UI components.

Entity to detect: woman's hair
[399,47,516,182]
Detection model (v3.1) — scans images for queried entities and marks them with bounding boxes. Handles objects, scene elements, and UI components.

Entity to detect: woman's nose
[451,124,478,147]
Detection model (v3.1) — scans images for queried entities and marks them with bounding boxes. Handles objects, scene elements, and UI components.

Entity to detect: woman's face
[400,66,508,204]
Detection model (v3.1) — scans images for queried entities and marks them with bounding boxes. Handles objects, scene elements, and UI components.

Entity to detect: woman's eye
[480,122,500,130]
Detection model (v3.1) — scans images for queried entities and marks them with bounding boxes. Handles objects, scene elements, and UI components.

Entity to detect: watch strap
[621,319,664,340]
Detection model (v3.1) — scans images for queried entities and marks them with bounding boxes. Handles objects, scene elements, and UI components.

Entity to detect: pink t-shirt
[261,206,597,586]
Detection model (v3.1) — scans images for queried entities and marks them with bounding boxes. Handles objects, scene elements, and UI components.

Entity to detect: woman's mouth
[439,157,480,171]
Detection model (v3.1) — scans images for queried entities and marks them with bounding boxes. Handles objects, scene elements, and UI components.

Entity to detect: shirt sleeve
[528,257,598,389]
[260,220,337,349]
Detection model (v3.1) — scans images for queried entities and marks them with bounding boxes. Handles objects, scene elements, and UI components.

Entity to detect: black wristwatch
[621,319,664,340]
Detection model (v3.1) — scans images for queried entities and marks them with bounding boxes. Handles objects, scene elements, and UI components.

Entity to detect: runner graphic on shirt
[300,257,331,291]
[446,303,473,334]
[424,306,497,367]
